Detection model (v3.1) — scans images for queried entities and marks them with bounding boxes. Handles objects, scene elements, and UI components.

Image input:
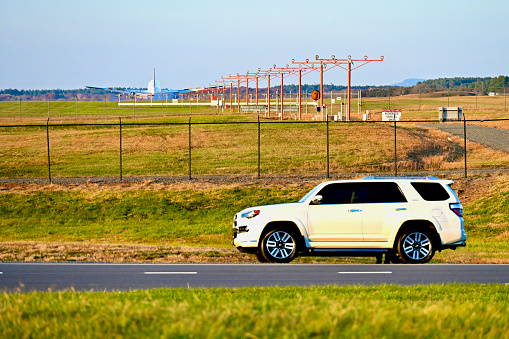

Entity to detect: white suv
[232,177,467,263]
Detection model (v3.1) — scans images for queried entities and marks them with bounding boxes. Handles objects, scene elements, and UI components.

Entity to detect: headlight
[241,210,260,219]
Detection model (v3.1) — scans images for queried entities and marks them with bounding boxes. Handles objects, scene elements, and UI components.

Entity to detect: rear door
[361,182,409,242]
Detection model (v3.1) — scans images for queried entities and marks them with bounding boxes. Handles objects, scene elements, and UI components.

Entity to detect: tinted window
[411,182,450,201]
[317,183,362,204]
[364,182,407,203]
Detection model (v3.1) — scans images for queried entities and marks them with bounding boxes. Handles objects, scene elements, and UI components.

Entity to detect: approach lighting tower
[292,57,334,119]
[314,55,384,121]
[272,63,313,120]
[221,75,237,112]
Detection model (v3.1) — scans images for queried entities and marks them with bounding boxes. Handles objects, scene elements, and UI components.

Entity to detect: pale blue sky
[1,0,507,90]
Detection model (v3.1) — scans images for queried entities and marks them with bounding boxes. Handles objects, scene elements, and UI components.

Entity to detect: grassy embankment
[0,174,508,263]
[1,285,508,338]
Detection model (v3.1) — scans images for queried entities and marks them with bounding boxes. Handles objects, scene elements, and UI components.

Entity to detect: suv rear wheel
[397,228,435,264]
[260,229,298,263]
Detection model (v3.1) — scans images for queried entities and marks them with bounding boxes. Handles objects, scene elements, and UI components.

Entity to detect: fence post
[189,117,192,180]
[258,115,261,179]
[46,118,51,183]
[119,117,123,181]
[327,118,330,178]
[463,114,467,178]
[394,121,397,176]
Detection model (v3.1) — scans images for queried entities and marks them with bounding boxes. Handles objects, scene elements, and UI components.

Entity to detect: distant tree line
[1,76,508,101]
[413,76,509,94]
[0,88,117,101]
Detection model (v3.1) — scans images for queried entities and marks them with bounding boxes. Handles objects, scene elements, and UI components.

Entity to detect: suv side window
[363,182,407,203]
[317,183,362,204]
[411,182,450,201]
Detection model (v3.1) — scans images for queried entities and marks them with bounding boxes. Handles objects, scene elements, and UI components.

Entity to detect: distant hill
[391,79,426,87]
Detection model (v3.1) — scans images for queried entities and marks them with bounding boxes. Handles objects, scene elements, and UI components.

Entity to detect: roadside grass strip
[0,284,508,338]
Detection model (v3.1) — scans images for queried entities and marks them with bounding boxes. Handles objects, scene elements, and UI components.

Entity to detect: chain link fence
[1,118,509,182]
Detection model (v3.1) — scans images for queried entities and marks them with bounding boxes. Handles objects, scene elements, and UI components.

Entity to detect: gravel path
[424,124,509,152]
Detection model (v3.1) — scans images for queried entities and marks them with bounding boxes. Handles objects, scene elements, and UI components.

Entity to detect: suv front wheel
[260,229,298,263]
[397,228,435,264]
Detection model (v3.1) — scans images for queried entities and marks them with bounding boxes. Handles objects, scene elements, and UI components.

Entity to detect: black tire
[255,252,270,263]
[260,229,298,263]
[397,228,435,264]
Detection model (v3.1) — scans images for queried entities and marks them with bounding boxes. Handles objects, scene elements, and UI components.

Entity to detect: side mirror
[310,195,323,205]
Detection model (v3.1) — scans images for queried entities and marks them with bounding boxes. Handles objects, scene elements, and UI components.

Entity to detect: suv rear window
[411,182,450,201]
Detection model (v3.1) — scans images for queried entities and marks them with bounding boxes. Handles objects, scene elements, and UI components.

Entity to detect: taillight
[450,203,463,217]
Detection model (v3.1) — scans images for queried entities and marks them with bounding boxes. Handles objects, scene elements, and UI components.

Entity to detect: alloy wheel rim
[402,232,431,260]
[266,231,295,259]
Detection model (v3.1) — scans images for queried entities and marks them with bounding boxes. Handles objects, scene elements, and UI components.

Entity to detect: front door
[307,183,364,241]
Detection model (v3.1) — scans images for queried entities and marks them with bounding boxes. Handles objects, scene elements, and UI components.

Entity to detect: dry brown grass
[0,241,256,263]
[2,115,509,178]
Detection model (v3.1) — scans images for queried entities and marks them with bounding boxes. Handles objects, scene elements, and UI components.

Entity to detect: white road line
[144,272,197,275]
[338,271,393,274]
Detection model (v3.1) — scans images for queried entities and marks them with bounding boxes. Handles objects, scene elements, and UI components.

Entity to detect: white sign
[382,109,402,121]
[331,99,336,104]
[172,99,178,103]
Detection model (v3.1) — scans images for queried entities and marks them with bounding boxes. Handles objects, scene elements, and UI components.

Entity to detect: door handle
[395,208,407,211]
[348,209,362,213]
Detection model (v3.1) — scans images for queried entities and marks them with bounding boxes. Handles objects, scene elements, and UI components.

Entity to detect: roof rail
[362,176,440,180]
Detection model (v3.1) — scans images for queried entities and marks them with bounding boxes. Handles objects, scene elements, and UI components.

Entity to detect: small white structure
[438,107,462,122]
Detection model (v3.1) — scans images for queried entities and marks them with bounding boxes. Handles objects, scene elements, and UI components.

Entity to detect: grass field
[1,93,508,121]
[1,118,509,179]
[1,94,508,179]
[0,173,508,264]
[1,284,508,338]
[1,100,508,263]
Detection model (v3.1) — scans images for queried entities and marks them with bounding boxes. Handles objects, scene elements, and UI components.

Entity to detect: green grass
[0,100,230,119]
[1,94,507,120]
[0,285,507,338]
[0,186,307,246]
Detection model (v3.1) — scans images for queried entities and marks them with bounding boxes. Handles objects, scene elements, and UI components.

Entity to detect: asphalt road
[1,263,508,291]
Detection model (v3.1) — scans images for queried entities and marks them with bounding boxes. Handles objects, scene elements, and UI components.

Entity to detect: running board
[305,248,388,257]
